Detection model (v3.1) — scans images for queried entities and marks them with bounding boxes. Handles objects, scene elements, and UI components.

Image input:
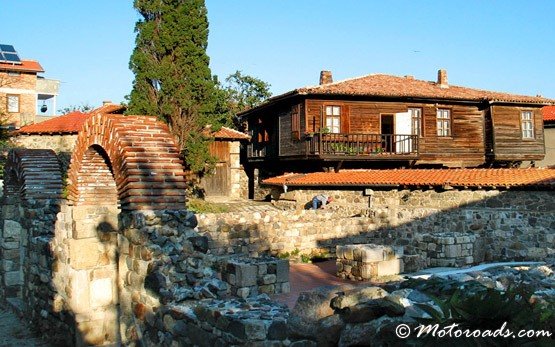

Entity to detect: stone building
[0,44,59,127]
[201,126,250,199]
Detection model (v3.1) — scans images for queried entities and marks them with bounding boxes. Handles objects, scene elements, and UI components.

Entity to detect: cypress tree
[128,0,219,172]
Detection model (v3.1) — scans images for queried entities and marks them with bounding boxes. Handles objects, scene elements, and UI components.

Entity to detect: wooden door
[203,141,231,196]
[381,114,394,152]
[204,162,230,196]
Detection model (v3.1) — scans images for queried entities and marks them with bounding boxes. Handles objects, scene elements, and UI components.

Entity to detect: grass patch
[186,198,230,214]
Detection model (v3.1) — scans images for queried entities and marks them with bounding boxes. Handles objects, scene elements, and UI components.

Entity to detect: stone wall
[14,134,78,153]
[197,188,555,268]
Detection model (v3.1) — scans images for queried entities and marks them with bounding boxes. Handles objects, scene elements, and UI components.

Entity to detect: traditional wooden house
[240,70,554,174]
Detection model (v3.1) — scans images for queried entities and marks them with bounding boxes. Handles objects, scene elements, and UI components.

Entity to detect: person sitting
[312,194,333,209]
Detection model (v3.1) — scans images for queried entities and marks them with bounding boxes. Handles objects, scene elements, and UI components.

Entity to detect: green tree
[127,0,222,172]
[57,103,94,114]
[224,70,271,113]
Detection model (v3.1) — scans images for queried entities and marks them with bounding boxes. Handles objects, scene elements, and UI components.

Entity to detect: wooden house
[240,70,554,174]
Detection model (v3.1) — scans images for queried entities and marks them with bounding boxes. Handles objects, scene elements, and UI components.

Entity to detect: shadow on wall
[196,184,554,272]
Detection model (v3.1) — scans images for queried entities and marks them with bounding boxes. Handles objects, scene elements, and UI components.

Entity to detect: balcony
[306,133,418,160]
[246,132,419,161]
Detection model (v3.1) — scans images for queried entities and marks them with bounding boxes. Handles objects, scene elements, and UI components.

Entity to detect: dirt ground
[0,307,50,346]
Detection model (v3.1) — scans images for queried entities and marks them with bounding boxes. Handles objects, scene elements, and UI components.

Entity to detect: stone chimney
[437,69,448,88]
[319,70,333,85]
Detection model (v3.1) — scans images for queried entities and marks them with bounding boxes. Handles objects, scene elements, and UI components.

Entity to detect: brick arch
[67,112,186,210]
[3,149,63,202]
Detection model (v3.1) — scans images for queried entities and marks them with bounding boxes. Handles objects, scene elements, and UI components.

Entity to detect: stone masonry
[197,187,555,271]
[336,244,404,280]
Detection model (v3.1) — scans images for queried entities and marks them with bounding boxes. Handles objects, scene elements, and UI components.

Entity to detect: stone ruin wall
[197,187,555,270]
[0,115,294,346]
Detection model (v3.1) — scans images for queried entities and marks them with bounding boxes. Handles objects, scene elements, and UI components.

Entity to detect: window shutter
[341,105,350,133]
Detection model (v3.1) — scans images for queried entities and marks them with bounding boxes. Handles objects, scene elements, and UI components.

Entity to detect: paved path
[273,260,368,308]
[0,307,50,346]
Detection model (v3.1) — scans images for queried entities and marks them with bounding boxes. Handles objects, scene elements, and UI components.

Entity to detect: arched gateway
[67,112,186,209]
[1,111,190,345]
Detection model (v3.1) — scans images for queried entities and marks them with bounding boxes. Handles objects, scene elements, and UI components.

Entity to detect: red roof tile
[203,126,250,140]
[17,103,126,134]
[263,169,555,188]
[18,111,88,134]
[241,73,555,116]
[212,126,250,140]
[543,106,555,122]
[0,60,44,73]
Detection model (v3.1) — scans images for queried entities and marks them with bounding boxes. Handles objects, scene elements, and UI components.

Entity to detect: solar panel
[0,43,22,64]
[0,44,16,53]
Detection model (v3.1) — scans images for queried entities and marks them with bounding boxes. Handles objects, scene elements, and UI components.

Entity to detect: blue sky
[2,1,554,114]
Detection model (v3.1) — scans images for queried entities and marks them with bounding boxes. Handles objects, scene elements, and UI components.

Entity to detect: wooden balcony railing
[246,133,419,159]
[307,133,418,156]
[247,143,267,158]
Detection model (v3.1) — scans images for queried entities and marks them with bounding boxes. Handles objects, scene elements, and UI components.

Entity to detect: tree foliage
[57,103,94,115]
[127,1,271,173]
[127,0,223,172]
[216,70,271,128]
[224,71,271,114]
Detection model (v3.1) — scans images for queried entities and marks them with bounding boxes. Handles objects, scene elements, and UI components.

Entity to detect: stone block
[3,271,22,286]
[76,319,107,346]
[69,270,90,314]
[274,259,289,283]
[376,259,404,276]
[3,220,22,238]
[358,244,398,262]
[236,287,250,299]
[235,264,258,287]
[444,244,462,258]
[69,238,100,269]
[90,278,113,308]
[72,221,98,239]
[1,241,19,250]
[1,260,15,272]
[261,274,276,285]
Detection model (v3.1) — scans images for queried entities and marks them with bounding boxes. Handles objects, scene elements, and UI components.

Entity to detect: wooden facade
[242,71,553,173]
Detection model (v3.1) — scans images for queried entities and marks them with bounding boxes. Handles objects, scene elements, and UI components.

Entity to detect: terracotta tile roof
[18,111,88,134]
[263,169,555,189]
[241,73,555,116]
[543,106,555,123]
[299,74,555,104]
[204,126,250,140]
[0,60,44,73]
[17,103,126,135]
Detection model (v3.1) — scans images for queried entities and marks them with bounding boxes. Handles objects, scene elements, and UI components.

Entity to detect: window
[436,109,451,136]
[7,94,19,113]
[521,111,534,139]
[291,104,300,140]
[325,105,341,133]
[409,108,422,136]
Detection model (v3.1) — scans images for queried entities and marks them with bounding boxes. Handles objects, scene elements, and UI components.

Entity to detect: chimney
[437,69,448,88]
[319,70,333,85]
[102,100,113,106]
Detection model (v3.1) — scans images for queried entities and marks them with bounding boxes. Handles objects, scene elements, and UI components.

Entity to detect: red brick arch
[67,112,186,210]
[3,149,63,201]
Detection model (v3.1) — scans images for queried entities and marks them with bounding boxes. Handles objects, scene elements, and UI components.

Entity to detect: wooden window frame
[409,107,423,136]
[520,110,534,140]
[436,108,451,137]
[291,104,301,140]
[324,105,341,134]
[7,94,20,113]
